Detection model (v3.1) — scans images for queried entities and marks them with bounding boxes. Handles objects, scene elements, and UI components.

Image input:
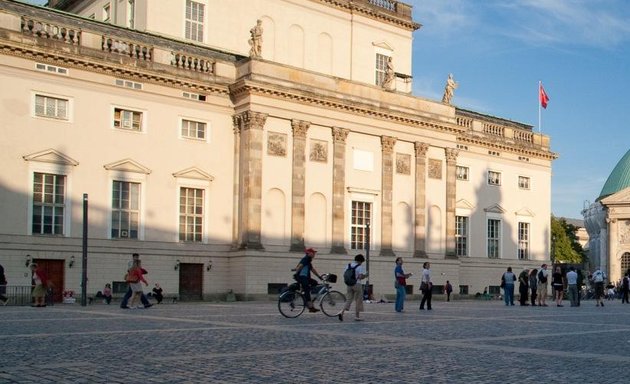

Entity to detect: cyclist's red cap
[305,248,317,254]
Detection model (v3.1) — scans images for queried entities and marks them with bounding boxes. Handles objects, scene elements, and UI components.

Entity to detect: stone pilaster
[231,115,242,249]
[234,110,267,249]
[380,135,397,256]
[445,148,459,257]
[330,127,349,254]
[414,142,429,257]
[289,120,310,251]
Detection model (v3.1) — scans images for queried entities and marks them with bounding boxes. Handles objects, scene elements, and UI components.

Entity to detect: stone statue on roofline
[249,19,263,58]
[442,73,458,104]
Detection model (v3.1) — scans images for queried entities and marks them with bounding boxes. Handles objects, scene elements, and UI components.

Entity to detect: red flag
[539,83,549,109]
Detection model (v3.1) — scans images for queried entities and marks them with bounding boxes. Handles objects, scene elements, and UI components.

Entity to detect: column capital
[233,111,268,131]
[414,142,429,157]
[332,127,350,143]
[381,135,397,154]
[291,119,310,138]
[445,148,459,163]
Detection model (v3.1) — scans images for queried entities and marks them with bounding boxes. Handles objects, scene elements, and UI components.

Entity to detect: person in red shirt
[127,259,148,309]
[30,263,49,307]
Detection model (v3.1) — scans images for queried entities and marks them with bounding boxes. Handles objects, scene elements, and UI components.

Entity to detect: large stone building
[584,149,630,284]
[0,0,557,301]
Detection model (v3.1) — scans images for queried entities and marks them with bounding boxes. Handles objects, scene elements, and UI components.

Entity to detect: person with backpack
[292,248,322,313]
[501,266,517,306]
[537,264,549,306]
[338,254,367,321]
[591,267,605,307]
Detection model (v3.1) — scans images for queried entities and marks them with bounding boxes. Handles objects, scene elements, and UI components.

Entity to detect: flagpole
[538,80,542,133]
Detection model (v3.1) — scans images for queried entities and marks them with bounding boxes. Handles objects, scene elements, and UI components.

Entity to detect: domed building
[583,149,630,283]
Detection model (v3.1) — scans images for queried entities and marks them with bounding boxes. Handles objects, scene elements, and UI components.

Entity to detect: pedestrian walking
[30,263,50,307]
[537,264,549,306]
[444,280,453,302]
[622,272,630,304]
[120,253,152,309]
[339,254,367,321]
[552,266,564,307]
[394,257,412,312]
[0,264,8,305]
[591,267,605,307]
[566,266,579,307]
[501,267,516,306]
[529,269,538,306]
[127,259,148,309]
[419,262,433,310]
[518,268,529,306]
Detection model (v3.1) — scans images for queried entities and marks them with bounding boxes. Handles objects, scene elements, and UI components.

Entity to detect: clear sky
[408,0,630,220]
[20,0,629,220]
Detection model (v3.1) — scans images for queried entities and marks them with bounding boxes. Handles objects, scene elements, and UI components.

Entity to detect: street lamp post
[364,220,371,301]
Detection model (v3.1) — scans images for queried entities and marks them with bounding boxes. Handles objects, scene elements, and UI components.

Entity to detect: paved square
[1,298,629,383]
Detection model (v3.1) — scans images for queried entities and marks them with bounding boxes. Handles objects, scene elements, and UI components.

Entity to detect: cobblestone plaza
[1,299,629,383]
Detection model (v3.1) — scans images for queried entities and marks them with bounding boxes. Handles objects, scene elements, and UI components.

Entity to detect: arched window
[621,252,630,275]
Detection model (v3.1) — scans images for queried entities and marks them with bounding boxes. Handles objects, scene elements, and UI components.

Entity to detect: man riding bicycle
[292,248,322,313]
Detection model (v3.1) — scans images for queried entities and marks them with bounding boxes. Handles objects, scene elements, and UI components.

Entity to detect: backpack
[538,269,547,283]
[343,263,359,286]
[593,271,604,283]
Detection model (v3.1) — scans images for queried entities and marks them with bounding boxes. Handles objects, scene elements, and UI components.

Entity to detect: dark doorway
[178,263,203,301]
[33,259,65,303]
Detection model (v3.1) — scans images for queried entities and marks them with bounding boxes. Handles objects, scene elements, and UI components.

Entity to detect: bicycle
[278,273,346,318]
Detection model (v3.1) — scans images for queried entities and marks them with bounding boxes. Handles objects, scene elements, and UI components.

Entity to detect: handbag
[420,281,429,291]
[500,275,506,288]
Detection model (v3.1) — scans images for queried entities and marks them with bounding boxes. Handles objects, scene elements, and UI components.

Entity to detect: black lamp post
[364,220,371,301]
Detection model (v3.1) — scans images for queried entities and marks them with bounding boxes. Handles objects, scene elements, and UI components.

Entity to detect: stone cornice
[0,41,230,97]
[311,0,421,31]
[457,135,558,161]
[229,80,462,135]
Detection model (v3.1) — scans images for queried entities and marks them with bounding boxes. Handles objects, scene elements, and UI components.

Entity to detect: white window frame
[455,215,469,257]
[456,165,469,181]
[26,162,73,237]
[179,187,205,242]
[112,106,145,132]
[35,63,68,75]
[518,176,531,190]
[175,177,210,243]
[488,170,501,186]
[107,172,146,240]
[375,52,390,86]
[32,92,72,122]
[180,117,209,142]
[185,0,205,42]
[518,222,530,260]
[487,217,501,259]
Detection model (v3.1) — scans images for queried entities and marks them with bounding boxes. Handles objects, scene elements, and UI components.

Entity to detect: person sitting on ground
[103,283,113,305]
[152,283,164,304]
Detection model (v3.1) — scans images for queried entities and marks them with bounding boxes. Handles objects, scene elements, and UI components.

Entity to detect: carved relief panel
[396,153,411,175]
[620,220,630,244]
[428,158,442,179]
[309,139,328,162]
[267,132,287,157]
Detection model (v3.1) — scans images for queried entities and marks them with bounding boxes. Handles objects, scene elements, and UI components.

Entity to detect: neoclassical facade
[584,149,630,284]
[0,0,556,301]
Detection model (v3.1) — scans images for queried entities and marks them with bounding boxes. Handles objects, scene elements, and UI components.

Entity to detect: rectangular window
[456,166,469,181]
[456,216,468,257]
[185,0,204,42]
[488,170,501,186]
[487,219,501,259]
[518,222,530,260]
[111,181,140,239]
[181,119,206,140]
[35,95,68,120]
[32,172,65,235]
[519,176,530,190]
[375,53,389,86]
[113,108,143,131]
[351,201,371,250]
[103,3,111,22]
[179,187,204,242]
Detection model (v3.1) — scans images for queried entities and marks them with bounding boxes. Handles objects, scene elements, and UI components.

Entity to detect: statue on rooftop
[249,19,263,58]
[382,56,395,90]
[442,73,458,104]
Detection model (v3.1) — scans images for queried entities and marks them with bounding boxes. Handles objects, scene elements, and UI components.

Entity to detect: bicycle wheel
[320,290,346,317]
[278,290,306,318]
